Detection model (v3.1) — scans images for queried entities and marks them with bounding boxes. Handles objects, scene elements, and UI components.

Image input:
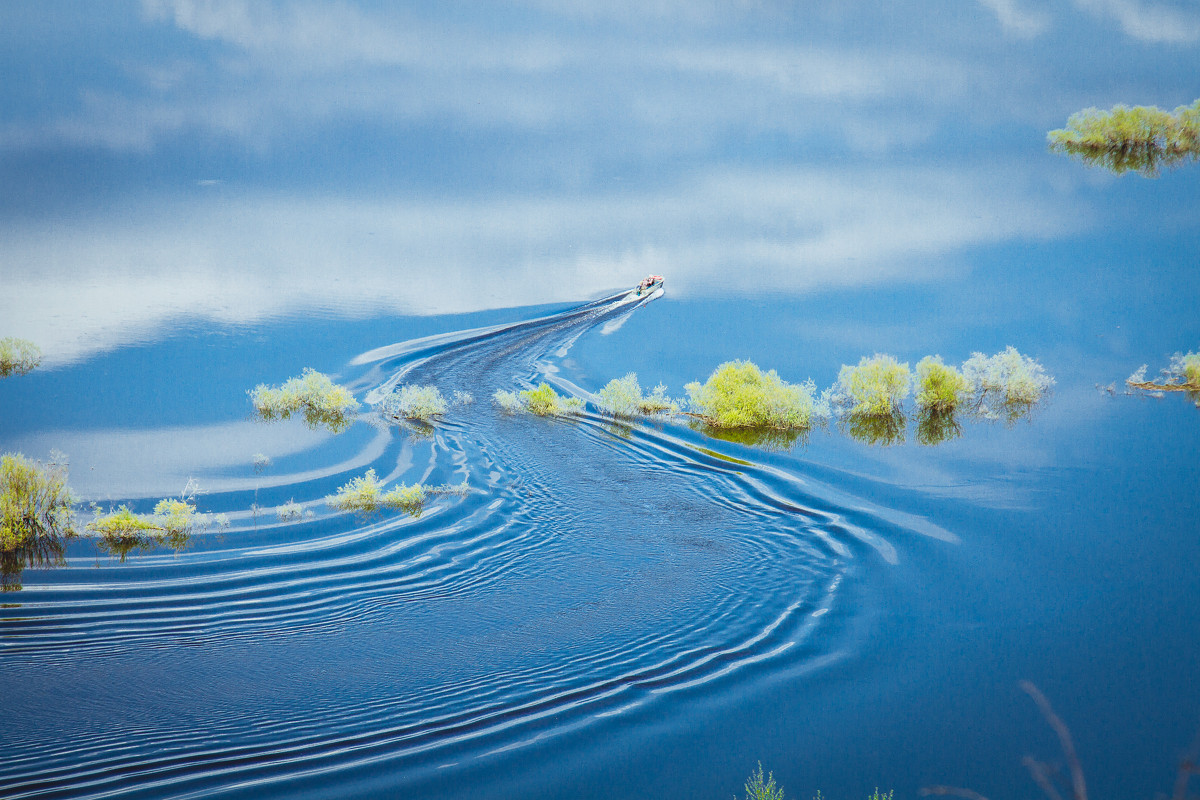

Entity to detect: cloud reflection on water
[2,165,1075,366]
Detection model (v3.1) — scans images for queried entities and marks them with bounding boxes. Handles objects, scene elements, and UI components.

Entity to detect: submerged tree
[0,453,77,591]
[1048,100,1200,176]
[0,337,42,378]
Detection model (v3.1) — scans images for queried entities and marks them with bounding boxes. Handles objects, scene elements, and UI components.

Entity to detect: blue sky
[1,0,1197,364]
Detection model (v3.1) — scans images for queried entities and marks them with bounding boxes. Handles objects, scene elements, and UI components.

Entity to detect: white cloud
[0,165,1077,367]
[975,0,1052,37]
[1072,0,1200,43]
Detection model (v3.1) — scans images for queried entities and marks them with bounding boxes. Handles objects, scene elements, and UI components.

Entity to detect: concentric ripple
[0,292,935,799]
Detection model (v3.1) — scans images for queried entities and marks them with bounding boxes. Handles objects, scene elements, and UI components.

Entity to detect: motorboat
[635,274,664,297]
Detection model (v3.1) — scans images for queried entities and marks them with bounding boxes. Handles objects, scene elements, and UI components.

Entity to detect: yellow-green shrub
[0,338,42,378]
[914,356,970,412]
[1,453,76,551]
[685,360,820,429]
[326,469,428,517]
[832,354,911,416]
[250,368,360,432]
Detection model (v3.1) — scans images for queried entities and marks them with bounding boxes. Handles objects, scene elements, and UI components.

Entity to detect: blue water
[2,281,1199,799]
[3,3,1200,799]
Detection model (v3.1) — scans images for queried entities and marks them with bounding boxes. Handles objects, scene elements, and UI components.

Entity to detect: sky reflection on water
[2,1,1198,366]
[2,3,1200,800]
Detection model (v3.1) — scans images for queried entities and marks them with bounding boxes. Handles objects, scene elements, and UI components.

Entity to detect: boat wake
[0,290,944,799]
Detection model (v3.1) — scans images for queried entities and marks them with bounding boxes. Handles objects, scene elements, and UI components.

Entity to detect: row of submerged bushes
[365,347,1053,434]
[0,449,469,590]
[342,348,1051,450]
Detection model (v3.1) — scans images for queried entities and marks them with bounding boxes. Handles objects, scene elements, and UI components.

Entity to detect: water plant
[277,500,304,521]
[962,347,1054,420]
[685,360,822,430]
[326,469,428,517]
[1048,99,1200,177]
[596,373,678,417]
[523,383,584,415]
[1,452,77,591]
[1,452,77,551]
[0,337,42,378]
[452,390,475,405]
[381,384,448,422]
[743,762,785,800]
[493,383,585,416]
[89,480,205,560]
[492,389,523,413]
[1125,350,1200,408]
[915,356,970,412]
[1167,351,1200,388]
[831,354,911,417]
[250,368,360,433]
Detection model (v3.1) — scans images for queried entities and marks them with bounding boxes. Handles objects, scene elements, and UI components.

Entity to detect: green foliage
[522,382,584,416]
[1169,351,1200,387]
[686,360,821,430]
[494,384,584,416]
[0,337,42,378]
[743,763,785,800]
[597,373,644,416]
[962,346,1053,420]
[597,373,679,417]
[381,384,448,422]
[1,452,76,590]
[88,481,204,560]
[1,452,77,551]
[914,356,970,412]
[250,368,360,433]
[1048,99,1200,176]
[832,354,911,416]
[867,790,894,800]
[326,469,428,517]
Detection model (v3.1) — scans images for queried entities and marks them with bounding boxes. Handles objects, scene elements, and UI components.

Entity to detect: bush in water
[831,354,911,417]
[326,469,428,517]
[382,385,448,422]
[685,360,822,430]
[596,373,678,417]
[962,346,1054,416]
[250,368,360,433]
[493,384,585,417]
[0,337,42,378]
[914,356,970,412]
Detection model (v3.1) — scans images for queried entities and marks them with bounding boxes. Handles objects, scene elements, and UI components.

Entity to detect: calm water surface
[2,3,1199,800]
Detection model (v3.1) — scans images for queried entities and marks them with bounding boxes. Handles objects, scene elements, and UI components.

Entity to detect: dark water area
[3,3,1200,799]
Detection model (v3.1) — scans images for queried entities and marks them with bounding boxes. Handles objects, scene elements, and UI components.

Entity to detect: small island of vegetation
[326,469,430,517]
[250,368,360,433]
[685,360,824,431]
[1125,350,1200,407]
[88,480,224,561]
[1048,99,1200,176]
[494,383,585,417]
